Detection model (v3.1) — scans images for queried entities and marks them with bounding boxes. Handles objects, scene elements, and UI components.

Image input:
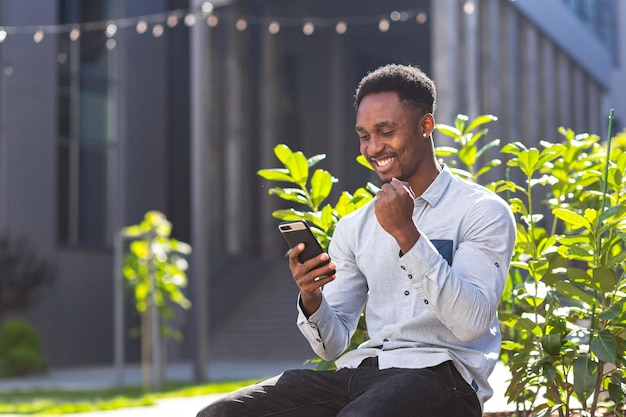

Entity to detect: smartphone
[278,220,334,274]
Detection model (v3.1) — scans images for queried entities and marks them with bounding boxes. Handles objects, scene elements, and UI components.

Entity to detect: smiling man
[197,64,516,417]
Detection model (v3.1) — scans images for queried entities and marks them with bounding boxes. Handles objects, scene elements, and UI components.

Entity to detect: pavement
[0,359,516,416]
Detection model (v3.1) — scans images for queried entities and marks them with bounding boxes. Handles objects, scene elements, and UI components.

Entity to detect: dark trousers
[196,360,481,417]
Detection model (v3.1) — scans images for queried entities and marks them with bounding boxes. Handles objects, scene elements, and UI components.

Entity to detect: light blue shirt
[297,167,516,409]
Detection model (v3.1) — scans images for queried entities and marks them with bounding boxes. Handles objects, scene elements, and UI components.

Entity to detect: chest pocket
[431,239,453,265]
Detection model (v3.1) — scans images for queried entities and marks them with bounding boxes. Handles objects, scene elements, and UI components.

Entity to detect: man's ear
[421,113,435,138]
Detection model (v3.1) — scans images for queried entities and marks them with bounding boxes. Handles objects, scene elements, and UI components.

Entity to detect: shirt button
[401,266,406,270]
[310,324,316,328]
[408,274,413,279]
[424,299,429,304]
[316,338,322,342]
[383,338,389,342]
[495,262,500,267]
[404,290,410,296]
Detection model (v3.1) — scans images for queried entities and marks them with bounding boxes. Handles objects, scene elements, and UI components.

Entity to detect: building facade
[0,0,623,368]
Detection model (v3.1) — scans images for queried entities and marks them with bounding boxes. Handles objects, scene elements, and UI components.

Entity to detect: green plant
[259,112,626,416]
[489,116,626,417]
[122,211,192,390]
[258,144,375,368]
[0,319,47,378]
[434,114,502,183]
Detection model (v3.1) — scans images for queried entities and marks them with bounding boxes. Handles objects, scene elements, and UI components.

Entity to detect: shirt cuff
[296,293,331,351]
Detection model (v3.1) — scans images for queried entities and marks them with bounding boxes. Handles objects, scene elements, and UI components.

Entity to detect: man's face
[355,91,428,185]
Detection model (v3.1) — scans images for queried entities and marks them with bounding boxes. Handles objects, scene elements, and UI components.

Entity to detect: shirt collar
[417,165,452,207]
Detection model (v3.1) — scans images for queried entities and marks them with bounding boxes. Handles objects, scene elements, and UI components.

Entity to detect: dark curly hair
[354,64,436,116]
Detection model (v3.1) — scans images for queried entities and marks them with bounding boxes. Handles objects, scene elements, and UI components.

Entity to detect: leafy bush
[0,319,48,377]
[258,113,626,417]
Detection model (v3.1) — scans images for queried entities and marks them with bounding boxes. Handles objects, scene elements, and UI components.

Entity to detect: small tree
[122,211,191,391]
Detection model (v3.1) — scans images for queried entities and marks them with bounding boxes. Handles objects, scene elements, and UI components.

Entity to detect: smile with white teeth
[373,156,394,168]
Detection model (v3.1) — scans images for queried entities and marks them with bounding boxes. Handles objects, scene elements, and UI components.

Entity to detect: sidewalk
[0,359,515,416]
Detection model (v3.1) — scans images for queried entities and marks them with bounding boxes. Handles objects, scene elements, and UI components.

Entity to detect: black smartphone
[278,221,334,274]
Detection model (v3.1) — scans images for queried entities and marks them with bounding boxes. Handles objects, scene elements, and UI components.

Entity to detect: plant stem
[598,109,615,251]
[591,359,605,416]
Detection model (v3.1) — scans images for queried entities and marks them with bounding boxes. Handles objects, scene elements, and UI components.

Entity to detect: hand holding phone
[278,220,335,276]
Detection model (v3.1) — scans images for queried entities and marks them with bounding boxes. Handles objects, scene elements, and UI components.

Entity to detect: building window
[562,0,618,63]
[57,0,116,247]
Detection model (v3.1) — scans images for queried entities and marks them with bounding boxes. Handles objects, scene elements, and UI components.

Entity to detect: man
[198,64,516,417]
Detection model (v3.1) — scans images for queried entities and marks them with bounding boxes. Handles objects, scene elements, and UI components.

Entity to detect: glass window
[57,0,116,248]
[562,0,617,62]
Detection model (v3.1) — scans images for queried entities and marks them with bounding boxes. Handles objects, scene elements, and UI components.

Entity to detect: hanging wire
[0,2,428,43]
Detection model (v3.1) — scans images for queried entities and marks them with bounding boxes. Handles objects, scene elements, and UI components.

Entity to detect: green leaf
[434,146,458,157]
[607,250,626,268]
[517,148,540,176]
[458,145,477,167]
[320,204,335,231]
[598,299,625,321]
[310,169,334,208]
[553,208,591,230]
[434,124,461,139]
[592,267,617,293]
[476,160,501,178]
[268,187,309,205]
[541,333,562,356]
[500,340,525,351]
[465,114,498,133]
[500,141,528,155]
[356,155,374,171]
[308,153,327,167]
[573,355,598,403]
[553,280,597,306]
[285,152,309,185]
[590,329,617,363]
[130,241,149,259]
[271,209,309,221]
[257,168,294,183]
[274,144,293,165]
[608,378,626,405]
[454,114,469,133]
[535,405,563,417]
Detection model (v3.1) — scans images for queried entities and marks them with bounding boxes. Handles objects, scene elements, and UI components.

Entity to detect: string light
[463,1,476,15]
[302,22,315,36]
[152,24,164,37]
[105,23,117,38]
[207,15,219,28]
[335,21,347,34]
[201,2,215,15]
[136,19,148,34]
[378,19,390,32]
[184,13,196,27]
[0,4,428,46]
[268,21,280,34]
[235,19,247,31]
[166,14,179,28]
[33,28,44,43]
[70,26,81,41]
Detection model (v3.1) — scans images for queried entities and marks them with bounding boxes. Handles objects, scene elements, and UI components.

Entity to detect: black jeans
[196,360,481,417]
